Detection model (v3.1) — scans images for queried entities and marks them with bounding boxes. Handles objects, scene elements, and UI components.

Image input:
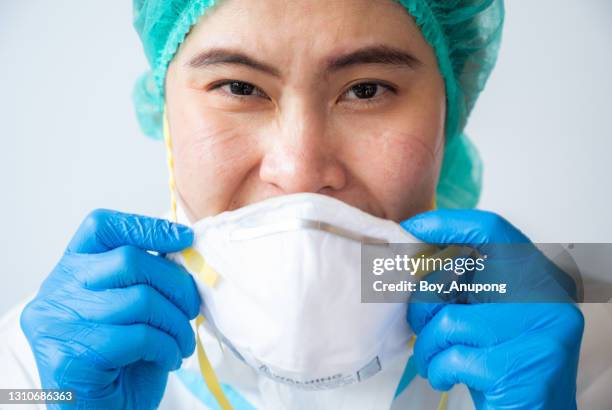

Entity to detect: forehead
[177,0,430,63]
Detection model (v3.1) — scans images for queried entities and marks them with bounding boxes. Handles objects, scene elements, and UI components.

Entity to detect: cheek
[171,111,261,218]
[387,135,441,215]
[344,126,444,221]
[382,134,442,210]
[335,79,445,220]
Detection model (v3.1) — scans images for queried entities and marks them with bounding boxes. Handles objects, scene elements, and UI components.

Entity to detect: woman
[1,0,593,409]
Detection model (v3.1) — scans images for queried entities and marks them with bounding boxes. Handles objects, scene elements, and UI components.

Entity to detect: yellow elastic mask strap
[162,109,219,288]
[163,107,233,410]
[195,316,233,410]
[162,105,178,222]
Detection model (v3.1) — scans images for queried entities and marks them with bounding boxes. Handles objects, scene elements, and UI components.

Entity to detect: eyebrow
[186,44,422,77]
[187,48,282,77]
[326,44,422,72]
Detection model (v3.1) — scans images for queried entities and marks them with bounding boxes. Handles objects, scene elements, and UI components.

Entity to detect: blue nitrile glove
[20,209,200,409]
[401,209,584,410]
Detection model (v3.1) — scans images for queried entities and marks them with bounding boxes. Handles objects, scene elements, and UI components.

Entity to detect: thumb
[67,209,193,254]
[407,267,468,334]
[408,301,444,335]
[400,209,529,247]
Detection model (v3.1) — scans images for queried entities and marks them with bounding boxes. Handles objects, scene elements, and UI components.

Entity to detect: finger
[414,304,542,377]
[414,268,469,303]
[469,389,487,410]
[67,209,193,254]
[70,247,201,319]
[407,268,469,334]
[80,323,184,372]
[426,344,494,392]
[62,285,196,357]
[400,209,529,248]
[407,301,444,335]
[426,335,558,393]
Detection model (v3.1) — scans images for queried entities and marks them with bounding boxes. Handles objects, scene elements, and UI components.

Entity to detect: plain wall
[1,0,611,314]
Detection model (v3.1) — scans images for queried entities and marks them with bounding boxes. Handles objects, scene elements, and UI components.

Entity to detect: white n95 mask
[168,193,427,390]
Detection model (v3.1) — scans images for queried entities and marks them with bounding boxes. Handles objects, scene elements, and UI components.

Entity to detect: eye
[341,82,395,102]
[212,80,269,100]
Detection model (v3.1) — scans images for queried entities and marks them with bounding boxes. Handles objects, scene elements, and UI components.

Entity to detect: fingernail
[174,224,194,241]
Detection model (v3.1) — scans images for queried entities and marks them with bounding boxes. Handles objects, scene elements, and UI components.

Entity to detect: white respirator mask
[168,193,428,390]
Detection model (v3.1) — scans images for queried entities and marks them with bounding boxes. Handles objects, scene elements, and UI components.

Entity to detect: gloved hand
[20,209,200,409]
[401,209,584,410]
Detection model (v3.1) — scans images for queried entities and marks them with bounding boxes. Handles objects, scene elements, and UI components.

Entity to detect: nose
[259,103,347,194]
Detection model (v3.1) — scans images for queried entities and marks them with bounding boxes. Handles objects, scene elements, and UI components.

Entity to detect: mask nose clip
[229,217,389,244]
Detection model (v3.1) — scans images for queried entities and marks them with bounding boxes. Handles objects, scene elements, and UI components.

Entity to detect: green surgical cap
[132,0,504,209]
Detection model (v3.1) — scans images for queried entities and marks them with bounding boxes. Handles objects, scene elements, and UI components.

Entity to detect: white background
[1,1,611,315]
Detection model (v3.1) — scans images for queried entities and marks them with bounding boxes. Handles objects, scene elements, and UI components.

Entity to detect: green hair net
[132,0,504,209]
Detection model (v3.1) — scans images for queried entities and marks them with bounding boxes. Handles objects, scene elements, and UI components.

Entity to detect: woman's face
[165,0,446,222]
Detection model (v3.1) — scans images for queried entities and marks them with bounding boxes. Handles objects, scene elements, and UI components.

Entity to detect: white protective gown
[1,297,611,409]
